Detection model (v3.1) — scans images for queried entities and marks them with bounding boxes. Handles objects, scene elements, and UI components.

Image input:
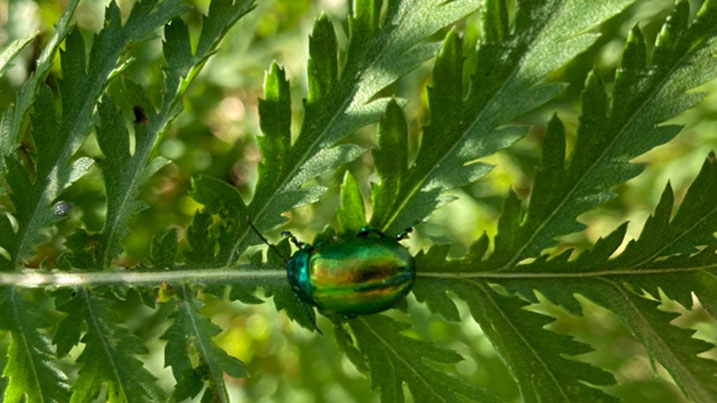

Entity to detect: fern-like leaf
[0,0,79,191]
[191,0,479,267]
[413,247,619,402]
[414,149,717,402]
[94,0,254,269]
[496,152,717,402]
[455,282,617,403]
[369,0,634,235]
[409,4,717,399]
[486,0,717,269]
[54,288,166,402]
[0,0,189,270]
[0,287,70,402]
[161,285,246,401]
[345,315,500,403]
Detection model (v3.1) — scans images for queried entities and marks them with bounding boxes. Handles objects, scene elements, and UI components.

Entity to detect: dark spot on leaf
[133,105,147,125]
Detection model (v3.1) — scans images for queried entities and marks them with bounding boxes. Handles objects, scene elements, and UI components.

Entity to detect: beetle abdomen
[305,238,415,315]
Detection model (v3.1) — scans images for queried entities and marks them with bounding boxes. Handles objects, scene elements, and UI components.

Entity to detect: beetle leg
[281,230,308,249]
[293,292,323,335]
[395,227,413,241]
[357,227,390,238]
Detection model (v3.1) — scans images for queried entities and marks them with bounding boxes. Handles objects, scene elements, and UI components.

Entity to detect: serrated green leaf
[370,0,634,234]
[194,0,257,62]
[0,287,70,403]
[0,0,79,189]
[1,85,66,269]
[486,0,717,269]
[93,1,254,269]
[613,152,717,266]
[95,96,153,269]
[307,14,338,103]
[0,0,188,271]
[161,285,246,402]
[493,261,717,403]
[371,99,408,230]
[452,283,617,403]
[346,315,500,403]
[0,34,36,80]
[337,171,367,236]
[55,287,166,402]
[193,0,479,267]
[585,282,717,403]
[631,250,717,318]
[417,149,717,402]
[414,243,619,402]
[150,229,178,269]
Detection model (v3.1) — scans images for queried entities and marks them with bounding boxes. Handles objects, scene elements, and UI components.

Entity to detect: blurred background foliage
[0,0,715,401]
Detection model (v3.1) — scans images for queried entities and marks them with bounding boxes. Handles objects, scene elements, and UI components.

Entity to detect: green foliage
[369,0,635,235]
[55,288,166,401]
[485,0,717,269]
[192,0,479,267]
[0,0,190,270]
[337,172,367,236]
[478,152,717,402]
[161,285,246,402]
[343,315,500,403]
[95,0,255,270]
[0,287,70,402]
[0,0,716,401]
[0,0,80,195]
[0,34,36,80]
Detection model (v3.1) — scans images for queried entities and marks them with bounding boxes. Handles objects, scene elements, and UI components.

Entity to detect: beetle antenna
[293,292,323,335]
[247,219,288,264]
[396,227,413,241]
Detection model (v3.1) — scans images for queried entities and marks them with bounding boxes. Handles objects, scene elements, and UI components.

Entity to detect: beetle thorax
[286,249,312,300]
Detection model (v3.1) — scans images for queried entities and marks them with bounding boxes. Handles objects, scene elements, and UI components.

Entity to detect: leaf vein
[496,34,710,271]
[467,279,571,402]
[358,316,448,403]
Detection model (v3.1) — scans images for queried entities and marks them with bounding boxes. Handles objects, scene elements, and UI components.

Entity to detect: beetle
[248,221,415,334]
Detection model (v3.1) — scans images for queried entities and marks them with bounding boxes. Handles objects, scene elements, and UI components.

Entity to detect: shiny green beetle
[249,222,415,333]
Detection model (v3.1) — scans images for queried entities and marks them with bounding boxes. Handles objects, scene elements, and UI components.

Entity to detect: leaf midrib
[626,207,717,270]
[9,288,45,402]
[180,285,229,403]
[2,264,715,287]
[81,288,128,402]
[419,264,717,279]
[101,153,145,268]
[100,67,195,268]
